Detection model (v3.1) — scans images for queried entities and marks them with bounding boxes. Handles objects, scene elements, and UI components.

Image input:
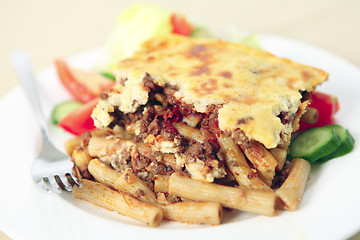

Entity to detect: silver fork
[11,51,81,193]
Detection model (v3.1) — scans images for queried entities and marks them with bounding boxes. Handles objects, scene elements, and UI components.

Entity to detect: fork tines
[39,174,81,193]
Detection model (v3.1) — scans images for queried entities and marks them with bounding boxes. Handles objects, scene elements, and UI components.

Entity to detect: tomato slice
[170,13,193,36]
[55,59,114,103]
[58,98,98,135]
[299,91,340,131]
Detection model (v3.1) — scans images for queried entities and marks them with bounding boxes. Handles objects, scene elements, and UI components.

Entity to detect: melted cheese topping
[93,34,328,148]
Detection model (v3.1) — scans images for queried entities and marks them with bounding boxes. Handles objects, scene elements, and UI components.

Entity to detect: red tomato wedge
[171,13,193,36]
[58,98,98,135]
[55,59,114,103]
[299,91,340,131]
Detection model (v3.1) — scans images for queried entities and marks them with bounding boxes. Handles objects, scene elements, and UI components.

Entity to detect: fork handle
[11,51,48,136]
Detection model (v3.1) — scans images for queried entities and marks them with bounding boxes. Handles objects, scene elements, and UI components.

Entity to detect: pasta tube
[153,175,169,193]
[240,141,278,186]
[72,147,92,172]
[73,179,163,227]
[169,172,276,216]
[269,147,287,170]
[162,202,223,225]
[172,122,205,143]
[88,159,157,205]
[217,136,271,191]
[64,137,79,156]
[275,158,310,211]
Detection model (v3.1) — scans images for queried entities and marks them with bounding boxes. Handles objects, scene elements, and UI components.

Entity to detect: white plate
[1,34,360,240]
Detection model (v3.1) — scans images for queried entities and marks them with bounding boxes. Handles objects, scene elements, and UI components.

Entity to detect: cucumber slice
[317,125,355,162]
[289,125,341,163]
[51,100,83,124]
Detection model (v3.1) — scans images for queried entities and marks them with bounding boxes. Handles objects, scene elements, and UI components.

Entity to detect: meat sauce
[103,78,226,182]
[89,77,290,188]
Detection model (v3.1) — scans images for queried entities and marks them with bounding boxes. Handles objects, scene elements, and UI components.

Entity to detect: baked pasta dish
[69,34,328,226]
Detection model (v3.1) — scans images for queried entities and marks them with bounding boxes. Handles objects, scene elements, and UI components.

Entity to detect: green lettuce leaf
[96,3,172,72]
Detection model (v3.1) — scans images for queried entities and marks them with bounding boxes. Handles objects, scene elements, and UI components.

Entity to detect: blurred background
[1,0,359,239]
[1,0,360,98]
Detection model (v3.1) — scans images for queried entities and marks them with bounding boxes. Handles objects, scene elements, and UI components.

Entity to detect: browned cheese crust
[92,34,328,149]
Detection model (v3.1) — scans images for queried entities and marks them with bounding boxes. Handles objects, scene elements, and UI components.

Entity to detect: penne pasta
[181,114,203,128]
[87,136,118,157]
[88,159,157,205]
[73,179,163,227]
[64,137,79,156]
[137,143,182,171]
[88,159,223,225]
[300,107,319,124]
[292,100,309,132]
[125,122,138,135]
[162,153,182,171]
[153,175,169,193]
[91,126,132,139]
[172,122,205,143]
[217,136,271,191]
[115,170,158,205]
[87,158,120,187]
[269,148,287,170]
[162,201,223,225]
[240,141,278,187]
[169,172,277,216]
[72,147,92,172]
[88,136,136,158]
[90,127,116,137]
[215,168,236,184]
[275,158,310,211]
